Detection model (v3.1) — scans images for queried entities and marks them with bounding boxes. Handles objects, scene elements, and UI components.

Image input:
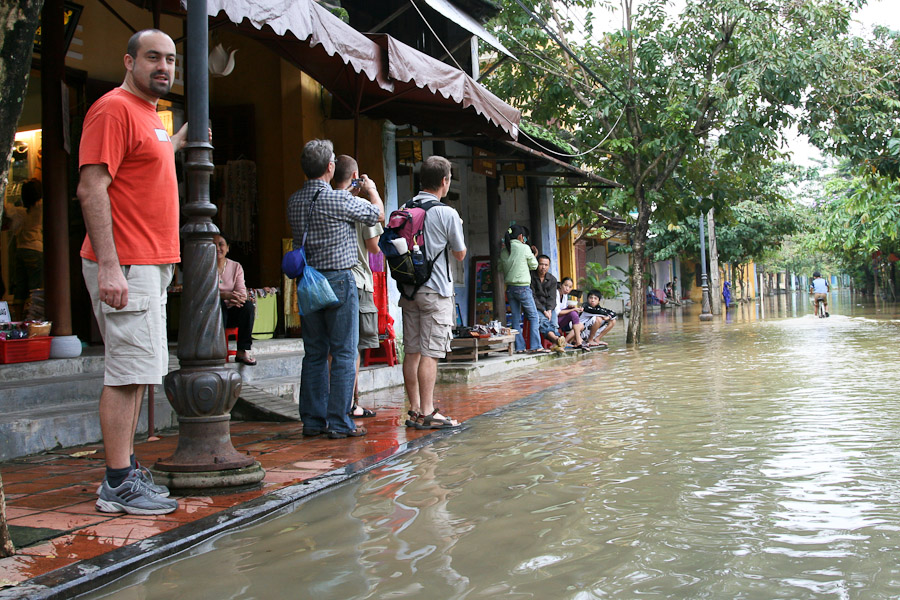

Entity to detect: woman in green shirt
[499,225,546,353]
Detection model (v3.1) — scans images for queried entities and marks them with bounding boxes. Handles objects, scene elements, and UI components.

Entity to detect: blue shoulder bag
[283,190,339,315]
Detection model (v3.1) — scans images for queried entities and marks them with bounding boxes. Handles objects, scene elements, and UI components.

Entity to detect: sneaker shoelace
[137,465,156,485]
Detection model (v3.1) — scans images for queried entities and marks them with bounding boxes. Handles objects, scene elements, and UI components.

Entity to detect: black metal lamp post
[153,0,264,492]
[699,212,713,322]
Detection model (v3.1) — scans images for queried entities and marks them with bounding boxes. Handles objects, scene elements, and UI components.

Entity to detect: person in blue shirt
[809,272,830,317]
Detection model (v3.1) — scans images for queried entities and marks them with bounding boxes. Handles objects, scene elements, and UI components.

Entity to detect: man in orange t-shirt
[77,29,188,516]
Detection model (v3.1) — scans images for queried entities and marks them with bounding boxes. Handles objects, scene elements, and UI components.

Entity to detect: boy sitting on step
[579,290,617,347]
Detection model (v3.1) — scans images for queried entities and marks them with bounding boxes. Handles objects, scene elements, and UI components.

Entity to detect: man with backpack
[392,156,466,429]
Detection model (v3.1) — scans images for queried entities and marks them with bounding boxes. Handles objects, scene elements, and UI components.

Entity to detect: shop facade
[4,0,612,348]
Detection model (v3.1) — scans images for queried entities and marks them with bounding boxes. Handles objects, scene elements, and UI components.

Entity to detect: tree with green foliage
[800,24,900,178]
[486,0,873,343]
[814,164,900,296]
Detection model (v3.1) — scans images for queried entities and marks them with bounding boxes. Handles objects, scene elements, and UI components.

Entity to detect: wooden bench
[444,333,516,363]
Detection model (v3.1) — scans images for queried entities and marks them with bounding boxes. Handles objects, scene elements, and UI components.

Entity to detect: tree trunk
[0,0,43,559]
[759,265,766,299]
[0,474,13,557]
[626,194,652,345]
[0,0,44,217]
[707,209,722,315]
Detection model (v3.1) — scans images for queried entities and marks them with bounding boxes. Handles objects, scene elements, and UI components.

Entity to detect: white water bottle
[391,237,408,254]
[412,244,424,268]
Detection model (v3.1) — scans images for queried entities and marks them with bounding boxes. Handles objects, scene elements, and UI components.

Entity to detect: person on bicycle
[809,272,830,317]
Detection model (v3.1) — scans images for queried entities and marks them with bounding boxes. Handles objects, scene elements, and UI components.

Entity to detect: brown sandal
[415,408,461,430]
[404,410,422,428]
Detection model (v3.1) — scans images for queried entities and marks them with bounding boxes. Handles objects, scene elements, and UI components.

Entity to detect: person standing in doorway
[4,178,43,312]
[78,29,188,515]
[401,156,467,430]
[287,140,383,439]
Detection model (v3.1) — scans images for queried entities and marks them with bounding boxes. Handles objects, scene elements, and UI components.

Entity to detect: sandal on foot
[415,409,461,430]
[235,353,257,366]
[349,405,377,418]
[404,411,422,428]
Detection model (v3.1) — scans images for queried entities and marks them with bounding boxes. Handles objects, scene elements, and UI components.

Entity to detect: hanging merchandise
[219,160,258,250]
[396,126,422,166]
[503,162,525,190]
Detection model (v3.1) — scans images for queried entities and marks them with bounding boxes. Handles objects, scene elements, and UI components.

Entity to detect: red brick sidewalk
[0,355,592,592]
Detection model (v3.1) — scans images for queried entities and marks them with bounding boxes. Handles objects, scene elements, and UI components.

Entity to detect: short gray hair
[301,139,335,179]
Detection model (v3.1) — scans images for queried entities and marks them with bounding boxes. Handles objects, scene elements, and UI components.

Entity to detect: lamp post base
[149,461,265,496]
[154,417,255,472]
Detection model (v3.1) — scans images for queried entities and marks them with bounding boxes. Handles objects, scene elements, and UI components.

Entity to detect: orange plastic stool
[224,327,239,362]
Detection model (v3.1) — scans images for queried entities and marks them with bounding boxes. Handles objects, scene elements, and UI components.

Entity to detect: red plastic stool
[225,327,239,362]
[522,319,555,350]
[363,338,398,367]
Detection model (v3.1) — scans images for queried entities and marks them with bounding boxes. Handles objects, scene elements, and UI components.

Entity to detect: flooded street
[86,292,900,600]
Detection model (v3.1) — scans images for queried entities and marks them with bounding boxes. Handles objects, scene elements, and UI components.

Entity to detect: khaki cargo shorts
[399,291,454,358]
[358,288,380,351]
[83,259,173,386]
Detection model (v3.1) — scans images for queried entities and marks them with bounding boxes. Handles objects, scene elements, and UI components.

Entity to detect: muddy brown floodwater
[85,291,900,600]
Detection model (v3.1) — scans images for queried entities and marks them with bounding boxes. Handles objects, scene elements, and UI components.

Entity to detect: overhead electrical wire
[409,0,622,160]
[511,0,628,108]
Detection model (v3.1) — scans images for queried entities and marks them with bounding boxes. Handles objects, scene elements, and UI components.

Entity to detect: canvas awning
[207,0,520,141]
[207,0,392,92]
[123,0,519,139]
[364,34,519,139]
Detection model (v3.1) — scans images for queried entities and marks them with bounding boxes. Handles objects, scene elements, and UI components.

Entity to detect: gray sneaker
[96,471,178,515]
[96,464,170,498]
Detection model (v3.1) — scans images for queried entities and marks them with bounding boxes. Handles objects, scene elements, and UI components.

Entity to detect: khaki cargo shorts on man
[399,290,454,358]
[358,288,380,351]
[83,259,173,386]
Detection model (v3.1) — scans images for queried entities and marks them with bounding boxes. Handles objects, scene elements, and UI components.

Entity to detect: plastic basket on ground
[0,337,53,364]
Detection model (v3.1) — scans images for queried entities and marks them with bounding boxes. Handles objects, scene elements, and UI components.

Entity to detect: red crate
[0,336,53,364]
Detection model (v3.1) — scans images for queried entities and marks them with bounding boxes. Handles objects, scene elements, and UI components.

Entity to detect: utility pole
[707,208,721,315]
[699,213,713,321]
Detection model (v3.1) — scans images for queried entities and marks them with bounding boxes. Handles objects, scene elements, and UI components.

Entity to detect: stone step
[0,338,305,384]
[232,383,300,422]
[0,390,175,462]
[0,336,414,461]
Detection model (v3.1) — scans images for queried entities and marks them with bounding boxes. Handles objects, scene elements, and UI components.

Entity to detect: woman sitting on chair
[215,234,256,366]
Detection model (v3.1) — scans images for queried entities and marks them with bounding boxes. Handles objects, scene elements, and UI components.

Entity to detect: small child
[579,289,617,347]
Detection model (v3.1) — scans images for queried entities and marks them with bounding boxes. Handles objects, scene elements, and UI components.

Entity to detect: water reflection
[85,293,900,600]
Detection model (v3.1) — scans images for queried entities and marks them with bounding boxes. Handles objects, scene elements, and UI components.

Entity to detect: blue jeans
[538,313,557,337]
[299,269,359,433]
[507,285,541,352]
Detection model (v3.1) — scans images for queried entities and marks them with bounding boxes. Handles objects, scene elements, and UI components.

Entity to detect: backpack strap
[415,199,451,282]
[300,189,324,248]
[399,197,452,298]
